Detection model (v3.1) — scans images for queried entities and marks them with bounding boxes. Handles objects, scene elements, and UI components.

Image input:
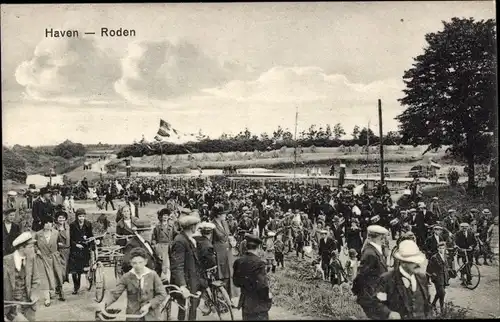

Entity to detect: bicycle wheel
[161,297,175,321]
[464,263,481,290]
[94,264,106,303]
[87,268,94,291]
[213,287,234,320]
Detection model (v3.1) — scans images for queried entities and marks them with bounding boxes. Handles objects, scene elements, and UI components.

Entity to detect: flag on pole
[157,119,172,137]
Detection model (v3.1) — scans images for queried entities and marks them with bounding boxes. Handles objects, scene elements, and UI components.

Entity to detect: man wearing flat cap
[170,215,203,321]
[454,222,477,286]
[122,218,163,277]
[424,224,445,259]
[426,241,449,313]
[365,240,431,319]
[233,234,272,320]
[3,208,22,255]
[4,232,40,322]
[31,187,54,232]
[353,225,389,316]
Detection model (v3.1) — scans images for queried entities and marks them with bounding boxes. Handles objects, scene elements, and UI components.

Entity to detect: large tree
[396,18,496,189]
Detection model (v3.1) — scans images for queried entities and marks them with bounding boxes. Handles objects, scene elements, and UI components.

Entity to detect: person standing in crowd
[115,205,138,247]
[55,211,71,285]
[31,187,54,232]
[424,224,444,259]
[410,205,427,249]
[34,219,66,305]
[487,215,499,265]
[3,208,21,255]
[454,222,477,285]
[100,247,167,320]
[3,232,40,322]
[274,234,285,269]
[331,216,344,253]
[104,185,115,211]
[353,225,389,316]
[364,239,431,319]
[81,177,89,193]
[427,241,449,313]
[233,234,273,321]
[200,203,210,222]
[68,194,75,214]
[151,208,177,281]
[344,249,359,283]
[263,231,277,273]
[318,229,336,278]
[429,197,442,219]
[122,219,163,277]
[7,190,27,212]
[443,209,460,234]
[211,204,236,302]
[170,215,203,321]
[345,218,363,260]
[68,209,94,295]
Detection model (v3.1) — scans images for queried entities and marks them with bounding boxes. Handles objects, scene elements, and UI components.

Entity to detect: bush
[447,167,460,186]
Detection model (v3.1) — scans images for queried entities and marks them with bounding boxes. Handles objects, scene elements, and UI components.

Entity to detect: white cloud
[14,37,121,104]
[203,66,404,104]
[114,39,252,104]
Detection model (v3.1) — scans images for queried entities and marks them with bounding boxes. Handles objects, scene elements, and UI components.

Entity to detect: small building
[84,150,115,160]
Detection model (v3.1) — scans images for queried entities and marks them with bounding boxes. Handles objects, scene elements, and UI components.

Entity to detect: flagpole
[160,142,164,175]
[293,106,298,180]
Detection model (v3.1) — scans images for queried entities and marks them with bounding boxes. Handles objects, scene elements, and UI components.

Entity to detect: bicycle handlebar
[97,309,147,320]
[164,284,202,299]
[4,299,37,307]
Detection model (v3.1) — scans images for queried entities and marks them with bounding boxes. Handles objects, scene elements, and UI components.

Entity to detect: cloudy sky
[1,2,495,146]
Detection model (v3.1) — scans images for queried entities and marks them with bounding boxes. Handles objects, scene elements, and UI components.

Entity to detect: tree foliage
[396,18,496,189]
[53,140,87,159]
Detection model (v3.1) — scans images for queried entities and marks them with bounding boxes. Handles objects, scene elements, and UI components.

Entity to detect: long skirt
[154,243,171,275]
[59,248,70,283]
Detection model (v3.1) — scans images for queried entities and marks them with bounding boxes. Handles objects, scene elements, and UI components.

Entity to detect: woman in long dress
[115,204,138,247]
[211,205,237,303]
[151,208,177,281]
[56,210,71,284]
[35,220,66,306]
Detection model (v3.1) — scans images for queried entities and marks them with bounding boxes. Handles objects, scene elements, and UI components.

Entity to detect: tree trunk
[466,153,475,190]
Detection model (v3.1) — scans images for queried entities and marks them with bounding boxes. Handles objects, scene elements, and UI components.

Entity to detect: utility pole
[378,99,385,184]
[293,106,299,180]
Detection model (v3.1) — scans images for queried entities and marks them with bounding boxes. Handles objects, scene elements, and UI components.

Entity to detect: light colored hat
[390,218,400,226]
[433,225,443,230]
[12,232,35,248]
[340,164,346,168]
[393,240,426,264]
[448,209,456,213]
[482,209,491,215]
[7,191,17,196]
[267,231,276,237]
[417,202,426,208]
[319,229,328,234]
[367,225,389,235]
[432,197,438,200]
[409,208,417,213]
[470,208,479,213]
[178,215,201,228]
[403,189,411,196]
[198,222,216,231]
[370,215,381,223]
[460,222,470,228]
[242,206,249,211]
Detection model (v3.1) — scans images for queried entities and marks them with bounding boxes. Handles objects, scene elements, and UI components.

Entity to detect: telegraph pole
[378,99,385,183]
[293,106,299,179]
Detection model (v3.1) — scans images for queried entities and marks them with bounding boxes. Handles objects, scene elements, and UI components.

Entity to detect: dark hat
[3,208,16,216]
[245,233,262,245]
[75,208,86,216]
[55,210,68,220]
[134,218,153,231]
[40,187,50,195]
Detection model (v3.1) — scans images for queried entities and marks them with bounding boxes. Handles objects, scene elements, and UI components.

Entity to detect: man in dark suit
[31,187,54,232]
[410,206,427,249]
[364,239,431,319]
[170,215,203,321]
[233,234,273,321]
[318,229,337,278]
[3,208,22,255]
[122,219,163,276]
[427,241,449,313]
[424,224,444,259]
[199,203,210,222]
[331,216,344,253]
[454,222,477,286]
[353,225,389,317]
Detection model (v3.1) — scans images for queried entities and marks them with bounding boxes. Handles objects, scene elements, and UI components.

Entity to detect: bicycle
[449,247,481,290]
[95,308,147,321]
[82,233,108,303]
[4,299,38,322]
[161,284,202,321]
[201,266,235,320]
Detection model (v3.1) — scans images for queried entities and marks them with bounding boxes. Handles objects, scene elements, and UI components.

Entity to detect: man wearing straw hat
[365,239,431,319]
[454,222,476,286]
[4,232,40,322]
[353,225,389,315]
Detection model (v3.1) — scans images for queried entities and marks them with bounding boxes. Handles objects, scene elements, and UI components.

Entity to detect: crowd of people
[3,174,499,321]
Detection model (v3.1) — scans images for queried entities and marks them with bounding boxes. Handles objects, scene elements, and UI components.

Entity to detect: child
[274,233,285,268]
[328,252,344,286]
[344,249,359,283]
[264,231,277,273]
[295,229,305,259]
